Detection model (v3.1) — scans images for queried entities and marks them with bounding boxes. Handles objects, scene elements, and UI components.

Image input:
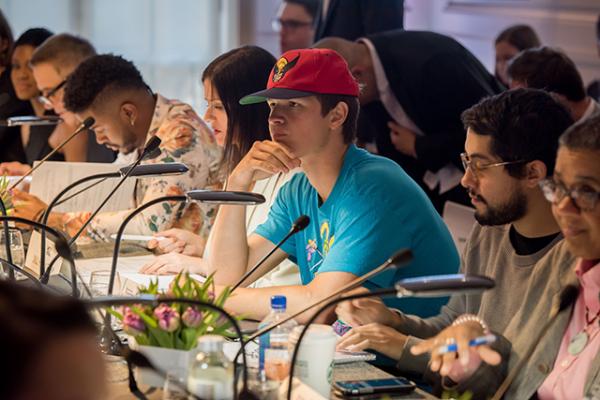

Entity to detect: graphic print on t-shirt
[306,221,335,275]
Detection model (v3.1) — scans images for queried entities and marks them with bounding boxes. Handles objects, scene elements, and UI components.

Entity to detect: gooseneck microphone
[490,284,579,400]
[285,274,496,399]
[9,117,95,191]
[232,248,414,390]
[40,136,162,284]
[107,190,265,295]
[247,249,413,342]
[0,215,78,296]
[231,215,310,291]
[38,162,188,276]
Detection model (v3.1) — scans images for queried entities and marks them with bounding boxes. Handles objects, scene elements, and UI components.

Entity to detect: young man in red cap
[205,48,459,322]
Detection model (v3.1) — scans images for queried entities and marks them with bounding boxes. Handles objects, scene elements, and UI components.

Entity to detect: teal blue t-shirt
[254,145,459,317]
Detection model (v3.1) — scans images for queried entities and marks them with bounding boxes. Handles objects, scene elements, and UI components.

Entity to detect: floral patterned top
[63,94,223,248]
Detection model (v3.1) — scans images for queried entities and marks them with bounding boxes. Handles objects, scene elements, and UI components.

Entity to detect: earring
[130,118,135,127]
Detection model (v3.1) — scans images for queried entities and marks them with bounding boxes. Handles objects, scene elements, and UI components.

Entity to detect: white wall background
[0,0,240,111]
[2,0,599,110]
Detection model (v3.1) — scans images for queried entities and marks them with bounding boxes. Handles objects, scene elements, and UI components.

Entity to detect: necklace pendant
[568,331,589,355]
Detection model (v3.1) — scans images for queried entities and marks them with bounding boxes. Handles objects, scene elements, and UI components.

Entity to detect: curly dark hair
[461,88,573,177]
[63,54,148,113]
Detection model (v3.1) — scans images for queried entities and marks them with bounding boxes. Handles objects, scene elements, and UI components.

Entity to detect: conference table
[73,252,437,399]
[107,359,437,399]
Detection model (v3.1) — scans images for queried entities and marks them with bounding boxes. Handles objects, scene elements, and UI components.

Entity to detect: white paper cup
[288,324,337,397]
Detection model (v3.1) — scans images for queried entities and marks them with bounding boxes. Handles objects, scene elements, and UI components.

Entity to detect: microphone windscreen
[292,215,310,232]
[142,136,162,158]
[53,237,73,260]
[81,116,95,129]
[145,146,162,160]
[388,249,413,269]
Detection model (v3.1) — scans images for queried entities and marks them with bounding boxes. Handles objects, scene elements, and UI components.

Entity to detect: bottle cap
[197,334,225,352]
[271,295,286,310]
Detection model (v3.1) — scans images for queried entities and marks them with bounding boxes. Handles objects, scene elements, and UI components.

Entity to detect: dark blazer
[314,0,404,41]
[364,30,503,174]
[0,69,29,163]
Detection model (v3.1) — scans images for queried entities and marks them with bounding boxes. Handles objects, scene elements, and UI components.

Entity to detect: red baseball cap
[239,48,359,105]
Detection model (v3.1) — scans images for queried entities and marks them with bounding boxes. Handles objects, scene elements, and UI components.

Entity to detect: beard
[472,188,528,226]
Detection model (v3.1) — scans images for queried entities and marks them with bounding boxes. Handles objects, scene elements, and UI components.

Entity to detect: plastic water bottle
[187,335,233,400]
[258,295,297,381]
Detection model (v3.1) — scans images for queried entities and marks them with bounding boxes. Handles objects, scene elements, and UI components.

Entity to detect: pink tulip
[182,307,203,328]
[154,303,180,332]
[122,308,145,336]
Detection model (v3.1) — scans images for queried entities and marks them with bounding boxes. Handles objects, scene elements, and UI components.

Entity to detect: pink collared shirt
[538,259,600,400]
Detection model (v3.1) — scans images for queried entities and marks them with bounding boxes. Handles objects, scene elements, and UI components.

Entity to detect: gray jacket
[448,242,600,399]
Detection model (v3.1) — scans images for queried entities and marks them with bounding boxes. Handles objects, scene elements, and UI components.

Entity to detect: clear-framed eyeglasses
[460,152,526,179]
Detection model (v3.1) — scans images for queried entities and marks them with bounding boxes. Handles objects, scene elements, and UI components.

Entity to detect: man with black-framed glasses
[29,33,115,164]
[274,0,318,53]
[334,89,577,386]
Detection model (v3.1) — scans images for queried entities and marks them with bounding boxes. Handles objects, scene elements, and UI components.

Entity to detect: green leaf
[181,328,198,350]
[148,326,175,348]
[131,306,157,329]
[106,307,123,320]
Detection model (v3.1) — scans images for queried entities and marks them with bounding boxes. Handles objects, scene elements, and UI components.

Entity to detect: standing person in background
[0,28,57,176]
[317,31,503,212]
[313,0,404,42]
[494,24,541,87]
[274,0,318,53]
[0,9,30,164]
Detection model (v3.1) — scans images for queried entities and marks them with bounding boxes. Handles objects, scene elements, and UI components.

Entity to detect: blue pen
[435,334,496,354]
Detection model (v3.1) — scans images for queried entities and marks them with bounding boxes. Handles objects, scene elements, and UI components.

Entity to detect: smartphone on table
[333,377,416,396]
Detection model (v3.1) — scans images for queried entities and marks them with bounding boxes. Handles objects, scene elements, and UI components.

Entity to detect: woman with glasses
[0,28,59,177]
[412,115,600,399]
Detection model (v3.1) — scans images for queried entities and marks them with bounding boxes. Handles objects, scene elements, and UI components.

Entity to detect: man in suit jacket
[317,30,504,212]
[314,0,404,42]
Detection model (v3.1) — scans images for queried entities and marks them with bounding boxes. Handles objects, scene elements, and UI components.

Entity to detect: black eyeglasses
[271,18,313,32]
[38,80,66,107]
[539,178,600,211]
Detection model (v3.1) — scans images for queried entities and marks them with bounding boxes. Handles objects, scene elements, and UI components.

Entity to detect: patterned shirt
[64,94,223,247]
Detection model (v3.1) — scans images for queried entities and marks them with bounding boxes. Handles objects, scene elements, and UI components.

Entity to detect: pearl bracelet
[452,314,490,334]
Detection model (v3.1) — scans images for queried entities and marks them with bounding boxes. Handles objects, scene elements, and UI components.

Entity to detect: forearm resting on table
[217,272,358,323]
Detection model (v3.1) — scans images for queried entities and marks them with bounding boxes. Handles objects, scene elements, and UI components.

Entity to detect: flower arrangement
[0,175,13,212]
[108,272,237,350]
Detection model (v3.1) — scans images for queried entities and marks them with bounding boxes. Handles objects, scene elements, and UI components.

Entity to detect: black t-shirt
[509,225,560,256]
